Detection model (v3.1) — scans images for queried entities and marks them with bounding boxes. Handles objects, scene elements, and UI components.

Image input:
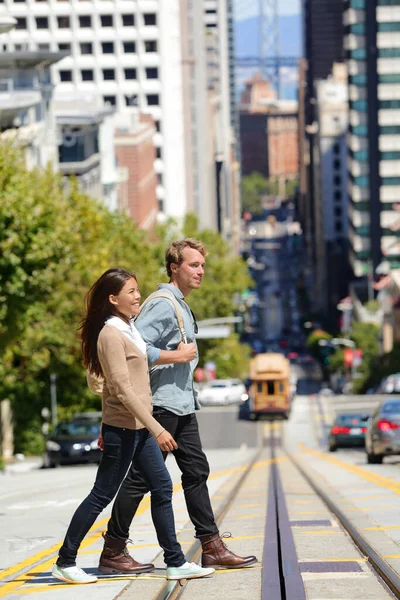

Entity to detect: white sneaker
[166,561,215,580]
[52,563,98,584]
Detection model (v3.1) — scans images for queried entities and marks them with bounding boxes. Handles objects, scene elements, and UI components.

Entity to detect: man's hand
[156,430,178,452]
[98,433,104,451]
[177,341,197,363]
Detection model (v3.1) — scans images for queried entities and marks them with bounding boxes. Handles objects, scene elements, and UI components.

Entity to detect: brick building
[115,115,158,230]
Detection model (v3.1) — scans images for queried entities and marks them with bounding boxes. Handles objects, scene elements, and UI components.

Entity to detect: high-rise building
[301,0,345,283]
[312,63,351,318]
[2,0,187,217]
[345,0,400,277]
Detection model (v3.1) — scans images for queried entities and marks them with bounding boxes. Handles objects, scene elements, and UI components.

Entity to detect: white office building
[1,0,186,217]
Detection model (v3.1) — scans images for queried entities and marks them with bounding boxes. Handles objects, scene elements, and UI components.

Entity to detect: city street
[2,366,400,599]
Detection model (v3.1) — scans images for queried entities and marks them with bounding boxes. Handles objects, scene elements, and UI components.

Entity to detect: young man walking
[98,238,257,573]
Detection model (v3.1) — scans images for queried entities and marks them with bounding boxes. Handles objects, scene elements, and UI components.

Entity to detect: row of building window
[351,150,400,161]
[349,22,400,34]
[351,174,400,186]
[16,13,157,29]
[50,40,154,53]
[351,99,400,111]
[16,14,156,29]
[103,94,161,110]
[351,74,400,85]
[351,47,400,60]
[62,67,158,81]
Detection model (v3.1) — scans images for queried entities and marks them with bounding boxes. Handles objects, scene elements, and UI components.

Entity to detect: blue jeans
[57,424,185,568]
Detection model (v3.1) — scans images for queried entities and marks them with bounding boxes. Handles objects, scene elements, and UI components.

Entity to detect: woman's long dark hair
[81,267,137,376]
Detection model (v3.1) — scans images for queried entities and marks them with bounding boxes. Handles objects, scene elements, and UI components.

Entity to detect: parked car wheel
[367,451,383,464]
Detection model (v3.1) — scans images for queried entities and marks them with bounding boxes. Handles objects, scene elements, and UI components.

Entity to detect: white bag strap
[139,292,188,343]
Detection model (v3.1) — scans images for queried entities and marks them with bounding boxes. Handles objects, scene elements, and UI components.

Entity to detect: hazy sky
[235,0,301,20]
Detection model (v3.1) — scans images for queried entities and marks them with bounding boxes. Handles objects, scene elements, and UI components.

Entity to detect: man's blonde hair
[165,238,207,278]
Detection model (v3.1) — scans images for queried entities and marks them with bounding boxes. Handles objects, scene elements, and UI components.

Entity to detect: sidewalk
[2,456,42,475]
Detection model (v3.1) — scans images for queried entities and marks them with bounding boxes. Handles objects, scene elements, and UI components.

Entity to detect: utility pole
[50,373,58,427]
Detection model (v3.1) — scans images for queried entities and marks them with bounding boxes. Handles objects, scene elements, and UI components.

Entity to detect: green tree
[241,173,269,215]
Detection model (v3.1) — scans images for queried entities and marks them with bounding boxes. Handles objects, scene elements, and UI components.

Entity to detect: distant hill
[235,15,302,58]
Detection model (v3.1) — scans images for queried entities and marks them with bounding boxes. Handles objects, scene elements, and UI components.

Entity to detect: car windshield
[381,401,400,415]
[335,414,368,426]
[53,422,101,437]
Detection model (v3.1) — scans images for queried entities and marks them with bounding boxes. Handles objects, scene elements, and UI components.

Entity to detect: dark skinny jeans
[57,424,185,568]
[107,408,219,541]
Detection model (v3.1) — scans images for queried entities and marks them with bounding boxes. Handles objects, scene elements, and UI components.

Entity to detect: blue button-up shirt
[135,283,200,415]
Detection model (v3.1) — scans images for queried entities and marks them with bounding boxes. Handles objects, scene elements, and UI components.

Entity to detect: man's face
[172,247,205,295]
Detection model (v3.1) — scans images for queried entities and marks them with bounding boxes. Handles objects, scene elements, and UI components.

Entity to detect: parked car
[198,379,246,406]
[328,413,369,452]
[43,419,102,468]
[365,398,400,464]
[377,373,400,394]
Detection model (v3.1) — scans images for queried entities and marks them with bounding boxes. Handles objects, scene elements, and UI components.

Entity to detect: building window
[100,15,113,27]
[350,48,367,60]
[155,120,161,132]
[333,159,341,170]
[145,40,157,53]
[38,43,50,50]
[124,68,137,79]
[146,67,158,79]
[58,43,71,52]
[36,16,49,29]
[335,207,342,217]
[103,95,116,106]
[147,94,159,106]
[123,41,136,53]
[157,173,163,185]
[80,42,92,54]
[352,124,368,136]
[16,17,27,29]
[60,70,72,82]
[333,143,340,155]
[334,175,341,186]
[380,100,400,110]
[103,68,115,80]
[125,95,138,106]
[335,222,343,233]
[102,41,114,53]
[57,16,70,28]
[144,13,157,25]
[122,14,134,26]
[156,147,162,159]
[81,69,94,81]
[79,15,92,28]
[334,191,342,201]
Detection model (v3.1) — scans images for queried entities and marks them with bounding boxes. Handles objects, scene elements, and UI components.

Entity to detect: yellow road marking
[362,525,400,531]
[383,554,400,559]
[298,444,400,495]
[0,459,254,596]
[228,535,264,541]
[298,531,342,535]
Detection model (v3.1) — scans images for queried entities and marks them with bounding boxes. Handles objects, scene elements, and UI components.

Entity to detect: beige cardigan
[96,325,164,439]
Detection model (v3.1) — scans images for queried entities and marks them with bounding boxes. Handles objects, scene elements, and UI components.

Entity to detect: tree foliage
[0,144,251,454]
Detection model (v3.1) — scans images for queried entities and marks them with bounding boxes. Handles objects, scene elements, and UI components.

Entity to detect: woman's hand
[177,342,197,363]
[98,433,104,451]
[156,430,178,452]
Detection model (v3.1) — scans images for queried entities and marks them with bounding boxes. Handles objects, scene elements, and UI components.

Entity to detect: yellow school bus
[248,353,291,420]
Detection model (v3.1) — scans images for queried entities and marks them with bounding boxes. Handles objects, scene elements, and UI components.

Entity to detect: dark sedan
[43,420,102,468]
[328,414,369,452]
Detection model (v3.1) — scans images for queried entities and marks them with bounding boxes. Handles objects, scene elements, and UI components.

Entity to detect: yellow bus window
[257,382,263,393]
[267,381,274,394]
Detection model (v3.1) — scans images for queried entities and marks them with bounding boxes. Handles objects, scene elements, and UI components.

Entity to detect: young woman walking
[52,268,215,584]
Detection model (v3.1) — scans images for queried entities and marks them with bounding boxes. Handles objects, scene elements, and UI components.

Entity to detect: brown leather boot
[199,532,257,569]
[98,533,155,574]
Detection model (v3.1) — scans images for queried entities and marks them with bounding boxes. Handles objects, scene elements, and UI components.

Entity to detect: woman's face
[110,277,141,319]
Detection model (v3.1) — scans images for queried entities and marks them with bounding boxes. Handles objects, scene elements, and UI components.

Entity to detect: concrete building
[239,74,298,191]
[301,0,345,299]
[0,50,63,169]
[2,0,186,217]
[345,0,400,278]
[205,0,240,248]
[115,114,158,230]
[312,63,351,318]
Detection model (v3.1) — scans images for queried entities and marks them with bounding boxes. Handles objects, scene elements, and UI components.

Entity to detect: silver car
[365,398,400,464]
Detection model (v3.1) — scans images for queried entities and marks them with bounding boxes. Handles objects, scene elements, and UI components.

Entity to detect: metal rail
[289,451,400,600]
[261,426,306,600]
[147,445,263,600]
